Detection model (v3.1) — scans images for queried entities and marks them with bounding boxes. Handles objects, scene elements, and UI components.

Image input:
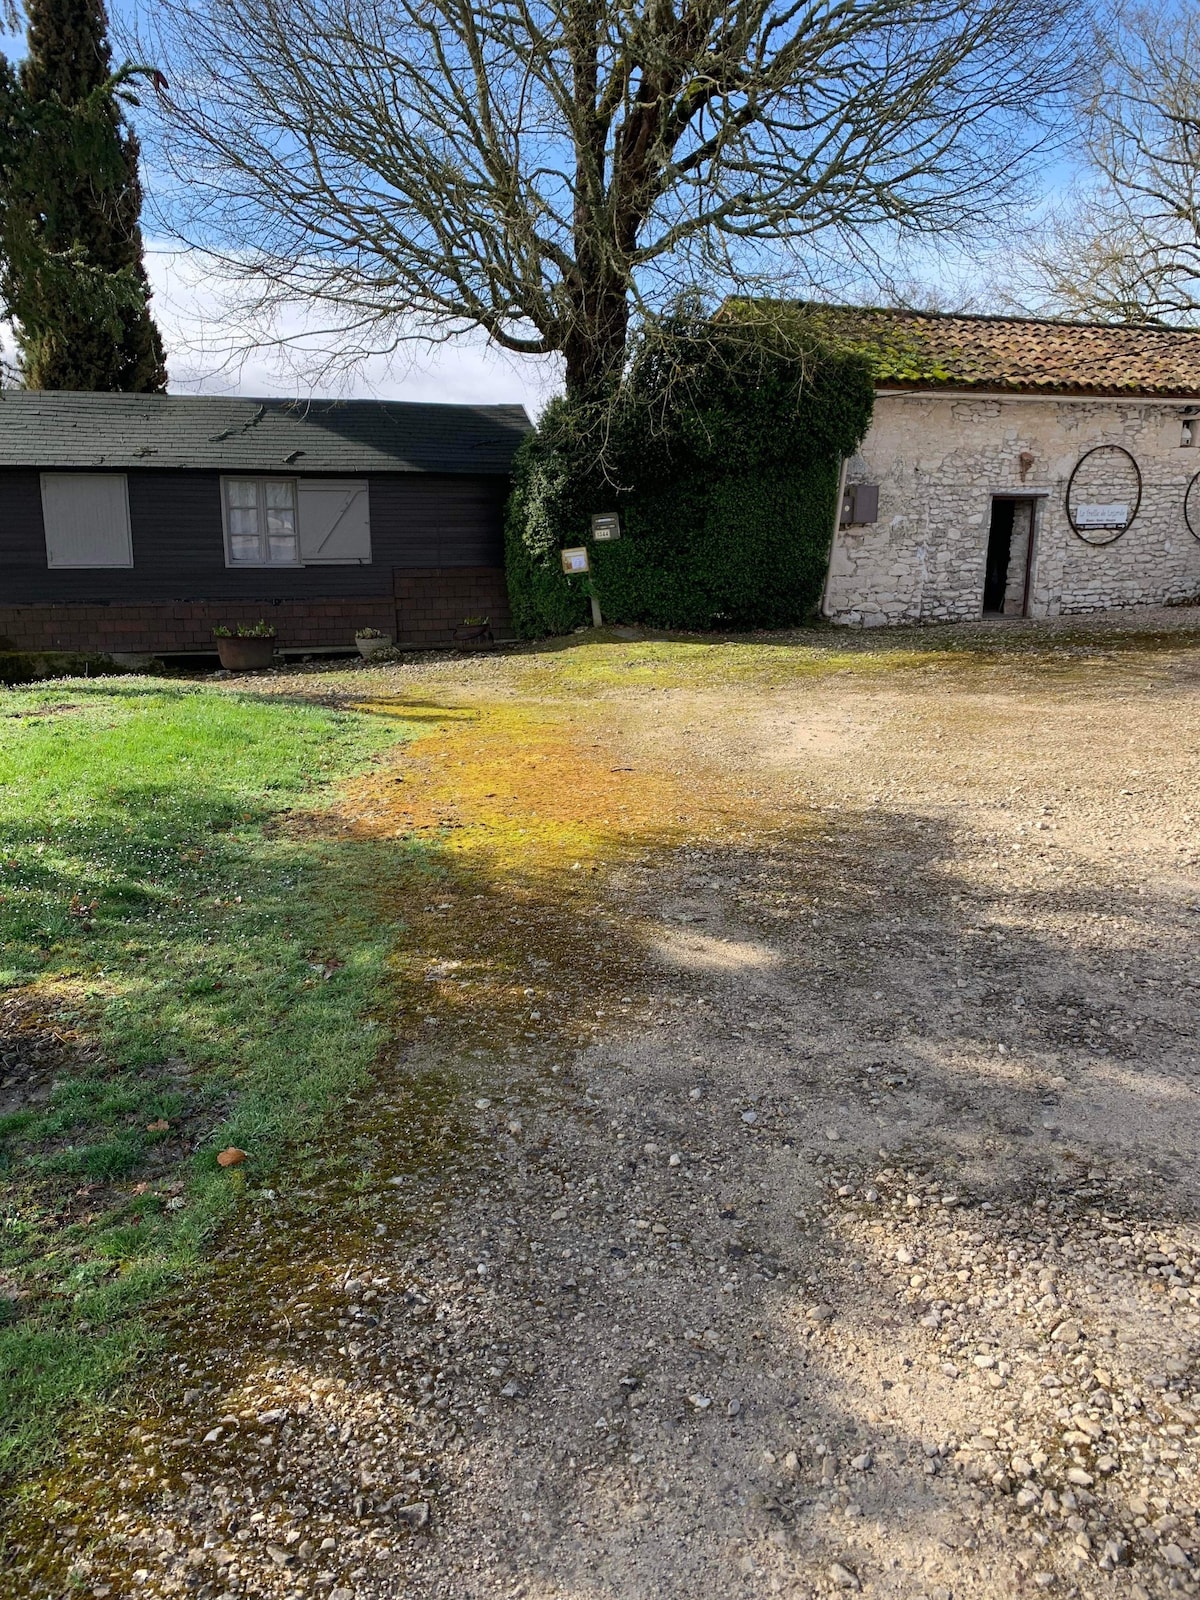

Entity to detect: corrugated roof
[0,392,532,472]
[804,305,1200,398]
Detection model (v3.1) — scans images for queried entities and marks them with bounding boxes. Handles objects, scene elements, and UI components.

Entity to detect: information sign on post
[560,544,603,626]
[591,512,621,542]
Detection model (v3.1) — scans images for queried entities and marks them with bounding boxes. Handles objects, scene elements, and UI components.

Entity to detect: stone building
[819,308,1200,626]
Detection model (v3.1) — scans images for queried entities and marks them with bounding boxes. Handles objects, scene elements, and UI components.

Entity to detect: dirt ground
[8,607,1200,1600]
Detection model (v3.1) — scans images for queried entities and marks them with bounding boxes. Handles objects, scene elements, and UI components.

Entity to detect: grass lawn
[0,678,413,1484]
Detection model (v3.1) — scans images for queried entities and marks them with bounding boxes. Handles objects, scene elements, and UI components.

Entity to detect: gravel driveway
[10,608,1200,1600]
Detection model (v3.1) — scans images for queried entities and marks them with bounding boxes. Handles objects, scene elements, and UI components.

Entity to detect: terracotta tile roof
[803,305,1200,399]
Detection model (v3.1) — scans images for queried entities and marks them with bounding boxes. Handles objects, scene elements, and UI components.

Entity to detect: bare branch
[133,0,1079,394]
[1009,3,1200,324]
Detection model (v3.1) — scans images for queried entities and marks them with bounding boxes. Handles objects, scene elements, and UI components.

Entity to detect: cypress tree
[1,0,166,390]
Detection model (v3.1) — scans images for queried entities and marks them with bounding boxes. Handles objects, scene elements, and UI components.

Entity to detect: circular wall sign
[1185,470,1200,542]
[1065,444,1142,545]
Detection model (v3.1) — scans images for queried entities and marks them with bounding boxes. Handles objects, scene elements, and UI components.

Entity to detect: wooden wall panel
[0,469,50,577]
[368,475,507,568]
[0,467,509,603]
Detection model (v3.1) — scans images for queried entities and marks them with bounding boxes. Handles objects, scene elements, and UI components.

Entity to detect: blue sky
[1,3,1074,410]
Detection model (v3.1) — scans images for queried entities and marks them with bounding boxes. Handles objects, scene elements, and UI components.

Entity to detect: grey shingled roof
[0,391,532,473]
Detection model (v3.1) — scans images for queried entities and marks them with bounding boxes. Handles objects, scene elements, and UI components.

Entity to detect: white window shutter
[41,474,133,567]
[297,480,371,564]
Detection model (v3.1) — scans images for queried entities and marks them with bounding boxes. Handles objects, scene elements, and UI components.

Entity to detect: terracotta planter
[355,634,393,659]
[215,635,277,671]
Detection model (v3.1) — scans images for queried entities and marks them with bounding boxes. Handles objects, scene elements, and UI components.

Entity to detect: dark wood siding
[369,475,506,568]
[0,467,508,603]
[0,470,50,581]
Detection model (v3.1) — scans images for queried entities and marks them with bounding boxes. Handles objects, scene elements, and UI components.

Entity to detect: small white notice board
[1075,502,1129,529]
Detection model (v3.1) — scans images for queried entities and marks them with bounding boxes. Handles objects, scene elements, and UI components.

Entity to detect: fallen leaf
[217,1147,247,1168]
[146,1119,169,1132]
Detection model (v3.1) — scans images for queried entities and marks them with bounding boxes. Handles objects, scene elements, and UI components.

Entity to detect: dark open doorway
[983,497,1037,616]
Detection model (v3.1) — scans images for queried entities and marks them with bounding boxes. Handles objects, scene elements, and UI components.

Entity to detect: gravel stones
[9,611,1200,1600]
[1050,1320,1083,1345]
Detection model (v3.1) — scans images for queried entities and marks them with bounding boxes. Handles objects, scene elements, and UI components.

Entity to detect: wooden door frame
[988,492,1043,618]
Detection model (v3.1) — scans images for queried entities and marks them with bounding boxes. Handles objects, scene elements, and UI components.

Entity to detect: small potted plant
[212,620,278,671]
[355,626,393,659]
[452,615,493,646]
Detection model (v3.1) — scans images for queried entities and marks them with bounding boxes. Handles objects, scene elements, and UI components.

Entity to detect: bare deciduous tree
[1016,3,1200,325]
[140,0,1078,398]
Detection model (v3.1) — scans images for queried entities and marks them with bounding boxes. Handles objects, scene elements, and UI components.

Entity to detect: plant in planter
[354,626,394,659]
[213,620,278,671]
[452,614,493,646]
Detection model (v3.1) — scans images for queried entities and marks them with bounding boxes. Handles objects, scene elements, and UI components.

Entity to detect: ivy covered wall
[505,307,875,636]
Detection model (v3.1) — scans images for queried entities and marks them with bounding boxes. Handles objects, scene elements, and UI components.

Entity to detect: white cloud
[145,243,562,418]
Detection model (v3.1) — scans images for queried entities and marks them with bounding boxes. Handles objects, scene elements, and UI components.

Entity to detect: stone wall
[1003,503,1033,616]
[824,393,1200,625]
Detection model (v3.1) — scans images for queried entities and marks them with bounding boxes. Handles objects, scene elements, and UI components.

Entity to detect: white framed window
[41,473,133,567]
[221,478,300,566]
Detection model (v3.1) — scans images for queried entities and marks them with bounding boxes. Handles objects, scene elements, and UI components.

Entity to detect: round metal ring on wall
[1065,444,1142,545]
[1185,470,1200,541]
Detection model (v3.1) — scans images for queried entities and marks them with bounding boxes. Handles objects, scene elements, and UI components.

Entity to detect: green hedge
[505,308,875,636]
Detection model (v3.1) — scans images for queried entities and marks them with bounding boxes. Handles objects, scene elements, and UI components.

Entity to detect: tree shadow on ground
[7,749,1198,1595]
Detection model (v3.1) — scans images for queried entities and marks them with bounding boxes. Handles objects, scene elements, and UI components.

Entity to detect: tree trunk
[561,279,630,403]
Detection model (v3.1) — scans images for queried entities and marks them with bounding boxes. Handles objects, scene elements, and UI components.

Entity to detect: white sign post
[561,546,603,625]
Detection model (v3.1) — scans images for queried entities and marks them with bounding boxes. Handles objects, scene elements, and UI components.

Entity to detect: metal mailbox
[591,512,621,542]
[840,483,879,526]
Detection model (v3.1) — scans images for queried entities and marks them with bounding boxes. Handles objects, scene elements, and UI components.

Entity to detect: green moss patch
[0,679,416,1481]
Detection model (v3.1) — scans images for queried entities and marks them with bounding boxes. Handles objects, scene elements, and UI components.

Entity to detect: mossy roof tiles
[805,306,1200,398]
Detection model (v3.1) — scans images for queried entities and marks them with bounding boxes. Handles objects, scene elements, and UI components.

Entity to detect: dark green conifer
[1,0,166,390]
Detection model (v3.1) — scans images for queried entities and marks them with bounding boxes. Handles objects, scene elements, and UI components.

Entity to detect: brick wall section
[0,597,397,654]
[0,567,513,654]
[393,566,512,645]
